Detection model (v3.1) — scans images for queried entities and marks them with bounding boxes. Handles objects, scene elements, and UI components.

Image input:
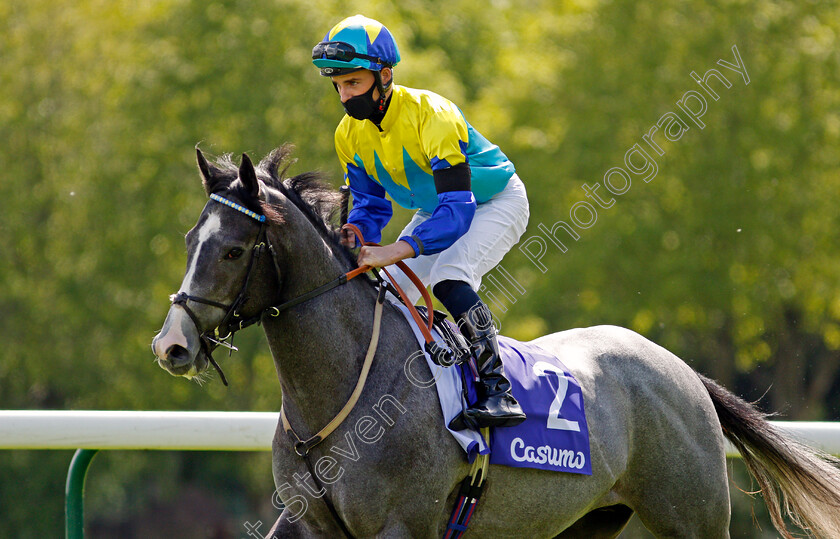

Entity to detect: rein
[168,193,435,401]
[172,193,483,537]
[169,198,380,385]
[278,222,435,456]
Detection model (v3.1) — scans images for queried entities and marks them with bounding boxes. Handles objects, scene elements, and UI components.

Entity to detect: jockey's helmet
[312,15,400,77]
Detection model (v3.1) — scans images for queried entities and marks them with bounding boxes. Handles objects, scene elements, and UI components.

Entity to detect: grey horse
[152,146,840,538]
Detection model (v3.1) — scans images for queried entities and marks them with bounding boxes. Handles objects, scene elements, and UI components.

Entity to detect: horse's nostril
[166,344,192,368]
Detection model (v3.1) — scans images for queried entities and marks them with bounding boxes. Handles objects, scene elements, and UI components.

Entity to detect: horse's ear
[197,148,225,196]
[239,153,260,199]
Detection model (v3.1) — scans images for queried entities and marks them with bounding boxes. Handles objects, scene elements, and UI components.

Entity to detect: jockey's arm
[356,240,416,267]
[358,162,476,267]
[341,164,393,248]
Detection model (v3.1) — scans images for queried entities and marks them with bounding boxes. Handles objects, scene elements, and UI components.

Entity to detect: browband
[209,193,266,223]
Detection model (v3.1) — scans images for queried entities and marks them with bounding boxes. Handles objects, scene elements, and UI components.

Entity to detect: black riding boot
[456,302,526,429]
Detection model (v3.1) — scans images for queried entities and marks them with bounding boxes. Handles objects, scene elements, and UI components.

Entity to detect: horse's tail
[699,374,840,539]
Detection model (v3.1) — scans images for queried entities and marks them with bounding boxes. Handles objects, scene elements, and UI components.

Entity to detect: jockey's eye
[226,248,244,260]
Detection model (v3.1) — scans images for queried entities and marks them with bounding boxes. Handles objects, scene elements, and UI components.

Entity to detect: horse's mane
[209,144,357,268]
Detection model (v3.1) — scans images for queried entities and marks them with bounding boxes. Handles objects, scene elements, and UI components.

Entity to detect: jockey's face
[331,68,392,103]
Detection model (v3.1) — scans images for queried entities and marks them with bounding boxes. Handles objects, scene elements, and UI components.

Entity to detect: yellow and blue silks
[335,85,515,214]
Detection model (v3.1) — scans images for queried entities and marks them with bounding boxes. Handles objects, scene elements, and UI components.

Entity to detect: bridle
[168,193,369,385]
[168,190,487,538]
[168,193,435,386]
[169,194,273,385]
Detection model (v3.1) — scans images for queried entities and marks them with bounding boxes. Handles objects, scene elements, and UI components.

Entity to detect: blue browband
[210,193,266,223]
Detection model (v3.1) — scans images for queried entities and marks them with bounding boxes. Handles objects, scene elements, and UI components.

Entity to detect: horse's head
[151,149,280,382]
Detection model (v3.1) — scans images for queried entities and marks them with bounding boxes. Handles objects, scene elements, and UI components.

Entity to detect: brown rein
[280,223,436,457]
[280,222,493,539]
[341,223,435,342]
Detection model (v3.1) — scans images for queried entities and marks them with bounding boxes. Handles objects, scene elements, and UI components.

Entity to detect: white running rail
[1,411,839,456]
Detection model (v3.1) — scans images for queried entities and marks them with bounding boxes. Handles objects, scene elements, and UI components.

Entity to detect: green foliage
[1,0,839,536]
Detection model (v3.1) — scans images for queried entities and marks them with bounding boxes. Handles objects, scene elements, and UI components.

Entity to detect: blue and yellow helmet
[312,15,400,77]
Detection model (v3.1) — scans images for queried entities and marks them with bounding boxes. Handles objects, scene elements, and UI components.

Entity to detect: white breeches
[386,174,529,305]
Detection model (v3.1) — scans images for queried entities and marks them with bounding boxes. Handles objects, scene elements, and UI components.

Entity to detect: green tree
[1,0,838,536]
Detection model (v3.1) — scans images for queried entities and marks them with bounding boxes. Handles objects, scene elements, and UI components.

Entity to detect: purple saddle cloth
[461,336,592,475]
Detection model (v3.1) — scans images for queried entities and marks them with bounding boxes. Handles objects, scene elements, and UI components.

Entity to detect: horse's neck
[262,201,416,436]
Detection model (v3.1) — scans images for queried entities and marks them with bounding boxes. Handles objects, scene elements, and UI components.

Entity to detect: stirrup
[448,411,480,432]
[464,406,527,428]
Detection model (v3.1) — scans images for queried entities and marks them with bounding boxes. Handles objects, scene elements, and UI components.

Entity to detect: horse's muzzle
[152,306,207,378]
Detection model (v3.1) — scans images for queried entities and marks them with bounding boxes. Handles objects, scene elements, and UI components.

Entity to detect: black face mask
[342,80,379,121]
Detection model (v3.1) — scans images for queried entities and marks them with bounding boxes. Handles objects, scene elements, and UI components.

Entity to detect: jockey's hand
[340,228,357,248]
[357,241,415,268]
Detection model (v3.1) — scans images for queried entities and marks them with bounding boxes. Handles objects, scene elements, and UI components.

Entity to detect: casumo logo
[510,437,586,469]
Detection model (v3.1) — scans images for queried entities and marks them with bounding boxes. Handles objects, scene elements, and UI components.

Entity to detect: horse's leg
[617,380,732,538]
[376,521,413,538]
[266,509,323,539]
[553,505,634,539]
[560,327,733,538]
[627,475,731,539]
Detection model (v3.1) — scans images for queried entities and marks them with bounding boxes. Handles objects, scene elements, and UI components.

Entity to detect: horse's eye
[226,248,244,260]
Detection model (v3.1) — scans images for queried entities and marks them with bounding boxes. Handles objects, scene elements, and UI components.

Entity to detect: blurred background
[2,0,838,537]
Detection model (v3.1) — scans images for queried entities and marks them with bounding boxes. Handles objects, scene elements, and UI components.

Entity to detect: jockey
[313,15,529,429]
